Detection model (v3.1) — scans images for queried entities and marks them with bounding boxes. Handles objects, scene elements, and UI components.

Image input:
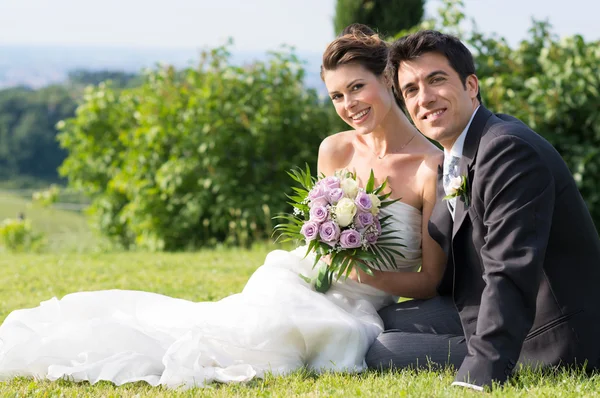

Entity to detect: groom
[367,30,600,390]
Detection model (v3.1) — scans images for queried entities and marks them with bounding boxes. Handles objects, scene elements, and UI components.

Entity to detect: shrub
[32,184,60,207]
[58,46,336,250]
[0,218,44,252]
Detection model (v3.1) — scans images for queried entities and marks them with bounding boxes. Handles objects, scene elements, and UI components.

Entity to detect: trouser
[366,295,467,370]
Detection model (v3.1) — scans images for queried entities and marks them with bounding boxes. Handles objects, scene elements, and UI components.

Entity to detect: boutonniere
[444,174,470,206]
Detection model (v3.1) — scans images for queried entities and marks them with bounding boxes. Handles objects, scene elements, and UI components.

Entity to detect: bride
[0,24,447,389]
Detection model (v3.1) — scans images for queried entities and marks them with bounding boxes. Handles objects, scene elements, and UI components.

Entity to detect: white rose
[368,194,381,215]
[340,178,359,198]
[335,197,357,227]
[447,176,463,195]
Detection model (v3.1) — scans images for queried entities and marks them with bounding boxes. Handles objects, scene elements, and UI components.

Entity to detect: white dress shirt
[443,106,480,219]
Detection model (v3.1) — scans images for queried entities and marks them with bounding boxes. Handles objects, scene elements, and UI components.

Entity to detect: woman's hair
[321,23,402,107]
[320,23,388,80]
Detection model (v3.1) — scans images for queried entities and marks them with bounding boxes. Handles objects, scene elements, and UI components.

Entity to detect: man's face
[396,52,479,150]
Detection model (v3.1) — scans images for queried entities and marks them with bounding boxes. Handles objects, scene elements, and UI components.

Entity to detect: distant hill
[0,45,326,94]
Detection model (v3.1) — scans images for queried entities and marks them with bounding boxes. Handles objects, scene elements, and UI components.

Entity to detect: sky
[0,0,598,53]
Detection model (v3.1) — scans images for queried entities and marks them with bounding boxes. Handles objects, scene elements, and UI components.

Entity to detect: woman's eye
[352,84,364,91]
[331,94,342,101]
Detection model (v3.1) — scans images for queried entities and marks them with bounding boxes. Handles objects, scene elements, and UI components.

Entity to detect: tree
[0,68,143,186]
[58,46,339,250]
[0,86,76,181]
[68,70,142,88]
[333,0,425,37]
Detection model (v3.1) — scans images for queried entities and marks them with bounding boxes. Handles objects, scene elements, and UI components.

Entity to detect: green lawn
[1,196,599,396]
[0,191,96,252]
[1,249,600,397]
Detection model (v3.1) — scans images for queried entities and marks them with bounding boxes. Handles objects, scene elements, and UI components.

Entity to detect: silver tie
[443,155,461,216]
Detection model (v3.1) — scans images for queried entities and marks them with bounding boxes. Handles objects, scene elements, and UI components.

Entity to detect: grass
[6,367,599,398]
[0,191,97,252]
[1,195,600,396]
[2,250,600,396]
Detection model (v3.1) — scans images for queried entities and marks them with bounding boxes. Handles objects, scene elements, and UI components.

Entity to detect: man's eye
[404,88,416,97]
[431,77,445,83]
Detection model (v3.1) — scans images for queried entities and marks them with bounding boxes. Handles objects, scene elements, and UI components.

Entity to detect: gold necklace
[376,135,416,159]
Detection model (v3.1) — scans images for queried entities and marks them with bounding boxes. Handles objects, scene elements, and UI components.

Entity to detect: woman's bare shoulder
[416,142,444,188]
[318,130,356,175]
[422,145,443,173]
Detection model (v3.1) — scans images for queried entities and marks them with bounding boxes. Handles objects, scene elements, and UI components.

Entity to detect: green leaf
[379,215,393,224]
[337,255,353,281]
[315,265,331,293]
[365,169,375,192]
[379,197,400,207]
[373,178,388,195]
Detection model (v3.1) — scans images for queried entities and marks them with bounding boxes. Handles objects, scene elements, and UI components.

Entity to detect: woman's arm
[350,154,447,299]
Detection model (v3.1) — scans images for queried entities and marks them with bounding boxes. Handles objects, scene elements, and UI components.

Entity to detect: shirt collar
[444,105,480,160]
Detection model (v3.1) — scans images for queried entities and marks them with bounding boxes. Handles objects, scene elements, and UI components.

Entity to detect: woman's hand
[349,265,384,284]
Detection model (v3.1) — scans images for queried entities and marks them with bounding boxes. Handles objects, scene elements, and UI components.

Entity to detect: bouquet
[274,165,404,293]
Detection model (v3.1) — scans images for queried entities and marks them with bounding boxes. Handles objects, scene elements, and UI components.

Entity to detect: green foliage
[0,217,44,252]
[68,69,142,88]
[0,85,76,181]
[58,46,335,250]
[0,69,142,185]
[32,184,60,207]
[0,191,96,253]
[333,0,425,37]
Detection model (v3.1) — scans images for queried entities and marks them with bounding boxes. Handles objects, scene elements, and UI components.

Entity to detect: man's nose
[417,86,435,107]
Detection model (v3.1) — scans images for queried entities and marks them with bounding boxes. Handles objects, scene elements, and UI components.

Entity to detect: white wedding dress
[0,202,421,389]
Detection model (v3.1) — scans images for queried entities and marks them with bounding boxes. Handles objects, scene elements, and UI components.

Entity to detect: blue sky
[0,0,598,52]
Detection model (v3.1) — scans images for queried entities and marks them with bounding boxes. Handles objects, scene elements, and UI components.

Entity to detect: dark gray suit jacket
[429,106,600,388]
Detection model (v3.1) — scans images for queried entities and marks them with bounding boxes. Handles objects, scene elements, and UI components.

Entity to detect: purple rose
[354,211,374,229]
[309,205,328,223]
[321,176,340,190]
[364,230,379,245]
[374,218,382,234]
[327,188,344,204]
[300,221,319,241]
[339,229,362,249]
[355,191,372,212]
[319,220,341,246]
[312,197,329,208]
[308,185,328,208]
[308,184,324,199]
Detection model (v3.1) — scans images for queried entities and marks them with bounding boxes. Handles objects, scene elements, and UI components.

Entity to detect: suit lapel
[452,160,470,238]
[451,106,492,239]
[429,164,453,255]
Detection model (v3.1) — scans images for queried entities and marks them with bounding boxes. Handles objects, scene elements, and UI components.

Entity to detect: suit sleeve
[455,133,555,388]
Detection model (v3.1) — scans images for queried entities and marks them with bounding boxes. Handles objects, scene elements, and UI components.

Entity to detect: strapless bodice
[377,201,422,272]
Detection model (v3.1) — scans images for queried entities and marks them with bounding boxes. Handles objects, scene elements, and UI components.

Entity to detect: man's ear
[466,74,479,99]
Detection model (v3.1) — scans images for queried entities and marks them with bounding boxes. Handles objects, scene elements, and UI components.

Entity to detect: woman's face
[323,63,393,134]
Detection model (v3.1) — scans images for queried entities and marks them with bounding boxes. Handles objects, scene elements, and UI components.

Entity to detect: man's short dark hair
[386,30,482,104]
